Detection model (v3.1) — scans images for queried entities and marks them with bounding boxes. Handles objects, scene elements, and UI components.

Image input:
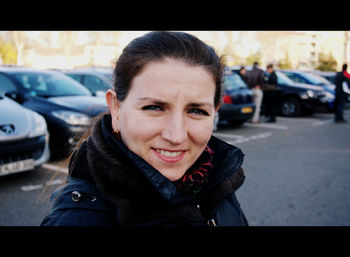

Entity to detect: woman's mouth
[152,148,186,163]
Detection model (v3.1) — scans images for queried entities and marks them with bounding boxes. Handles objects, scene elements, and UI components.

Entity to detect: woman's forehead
[129,59,216,95]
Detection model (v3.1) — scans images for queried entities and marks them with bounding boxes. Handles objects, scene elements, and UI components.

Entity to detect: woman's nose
[161,113,187,145]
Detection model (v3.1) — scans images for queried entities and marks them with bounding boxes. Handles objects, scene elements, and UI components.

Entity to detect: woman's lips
[151,148,186,163]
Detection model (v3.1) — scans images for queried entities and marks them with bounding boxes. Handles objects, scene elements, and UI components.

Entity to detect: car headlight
[306,90,315,98]
[27,110,48,138]
[52,110,90,126]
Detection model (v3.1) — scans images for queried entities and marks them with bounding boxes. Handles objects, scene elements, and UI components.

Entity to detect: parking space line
[21,184,44,192]
[20,178,65,192]
[212,132,244,139]
[244,123,288,130]
[312,119,334,126]
[41,163,68,173]
[219,132,272,145]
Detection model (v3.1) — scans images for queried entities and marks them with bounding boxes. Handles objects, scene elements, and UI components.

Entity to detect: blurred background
[0,31,349,71]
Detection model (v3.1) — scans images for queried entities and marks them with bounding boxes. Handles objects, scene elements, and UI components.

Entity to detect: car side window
[295,75,308,84]
[0,74,17,95]
[286,73,307,84]
[83,75,109,93]
[67,74,83,83]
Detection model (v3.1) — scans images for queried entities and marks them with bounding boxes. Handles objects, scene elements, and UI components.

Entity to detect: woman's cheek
[188,121,213,146]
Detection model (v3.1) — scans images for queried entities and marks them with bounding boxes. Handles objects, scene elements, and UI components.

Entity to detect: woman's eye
[189,109,209,116]
[142,105,164,111]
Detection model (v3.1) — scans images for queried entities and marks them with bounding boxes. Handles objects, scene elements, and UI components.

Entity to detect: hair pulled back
[113,31,224,107]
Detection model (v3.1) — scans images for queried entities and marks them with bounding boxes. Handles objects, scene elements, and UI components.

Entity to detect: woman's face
[107,58,218,181]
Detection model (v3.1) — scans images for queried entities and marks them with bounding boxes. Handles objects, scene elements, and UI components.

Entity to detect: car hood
[47,95,107,116]
[292,82,324,91]
[0,97,33,141]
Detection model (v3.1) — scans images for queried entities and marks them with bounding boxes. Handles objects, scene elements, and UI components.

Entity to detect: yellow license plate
[241,107,253,114]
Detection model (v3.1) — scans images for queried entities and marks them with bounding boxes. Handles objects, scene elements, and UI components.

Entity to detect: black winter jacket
[41,115,248,227]
[335,71,350,98]
[246,67,265,89]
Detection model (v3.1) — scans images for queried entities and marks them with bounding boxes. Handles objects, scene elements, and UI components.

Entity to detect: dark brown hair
[113,31,224,107]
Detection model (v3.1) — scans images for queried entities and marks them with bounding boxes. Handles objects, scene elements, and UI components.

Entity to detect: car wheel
[281,97,301,117]
[213,112,219,131]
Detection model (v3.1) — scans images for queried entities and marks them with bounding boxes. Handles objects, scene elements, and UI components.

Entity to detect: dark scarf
[68,114,245,225]
[113,130,215,197]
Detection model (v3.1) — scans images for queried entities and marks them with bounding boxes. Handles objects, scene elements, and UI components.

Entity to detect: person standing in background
[238,66,248,84]
[263,64,278,123]
[334,64,350,123]
[246,62,264,123]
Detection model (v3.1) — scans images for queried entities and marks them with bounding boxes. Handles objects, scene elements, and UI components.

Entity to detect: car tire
[281,97,301,117]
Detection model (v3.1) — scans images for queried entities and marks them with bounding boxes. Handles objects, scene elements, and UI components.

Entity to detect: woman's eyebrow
[137,97,213,108]
[137,97,169,106]
[188,102,214,109]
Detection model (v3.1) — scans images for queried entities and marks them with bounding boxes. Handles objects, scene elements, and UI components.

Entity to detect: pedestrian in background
[263,64,278,123]
[246,61,264,123]
[334,63,350,123]
[40,31,248,227]
[238,66,248,83]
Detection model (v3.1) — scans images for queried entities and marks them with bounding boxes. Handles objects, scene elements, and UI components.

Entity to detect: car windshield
[299,72,326,84]
[13,72,92,97]
[223,74,247,90]
[305,72,332,85]
[275,71,295,84]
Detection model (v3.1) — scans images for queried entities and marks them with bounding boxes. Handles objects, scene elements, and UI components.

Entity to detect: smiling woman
[41,31,248,227]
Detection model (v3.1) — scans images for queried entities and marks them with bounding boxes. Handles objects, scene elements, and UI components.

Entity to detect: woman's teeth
[156,149,183,157]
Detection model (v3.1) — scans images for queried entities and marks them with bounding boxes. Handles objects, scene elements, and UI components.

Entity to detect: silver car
[0,95,50,176]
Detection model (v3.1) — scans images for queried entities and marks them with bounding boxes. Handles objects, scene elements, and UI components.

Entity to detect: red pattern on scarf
[174,146,215,196]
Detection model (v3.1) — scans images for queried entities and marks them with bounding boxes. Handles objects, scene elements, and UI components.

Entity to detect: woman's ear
[106,89,120,131]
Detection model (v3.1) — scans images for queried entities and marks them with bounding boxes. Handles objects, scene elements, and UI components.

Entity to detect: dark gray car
[61,67,113,97]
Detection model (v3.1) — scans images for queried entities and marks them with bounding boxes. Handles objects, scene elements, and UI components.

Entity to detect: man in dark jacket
[263,64,278,123]
[334,64,350,123]
[238,66,248,84]
[246,62,264,123]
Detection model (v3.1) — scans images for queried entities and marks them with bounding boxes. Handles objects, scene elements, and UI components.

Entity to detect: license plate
[241,107,253,113]
[0,159,35,176]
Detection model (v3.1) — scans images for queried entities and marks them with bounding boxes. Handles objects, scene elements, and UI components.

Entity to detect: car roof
[278,69,304,73]
[308,70,336,76]
[0,66,58,74]
[228,65,253,71]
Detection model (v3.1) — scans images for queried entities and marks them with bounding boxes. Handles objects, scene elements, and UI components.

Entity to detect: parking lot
[1,107,349,226]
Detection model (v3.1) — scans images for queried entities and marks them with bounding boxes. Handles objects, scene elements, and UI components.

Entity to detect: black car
[279,69,335,111]
[214,70,255,129]
[0,66,108,159]
[270,71,328,116]
[61,67,113,97]
[230,66,328,117]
